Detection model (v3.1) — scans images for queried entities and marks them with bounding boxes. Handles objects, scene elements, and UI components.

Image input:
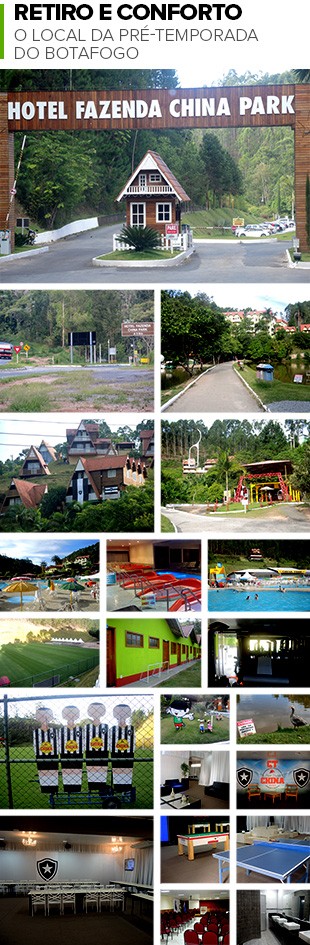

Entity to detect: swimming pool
[0,580,48,605]
[209,588,310,612]
[157,571,201,581]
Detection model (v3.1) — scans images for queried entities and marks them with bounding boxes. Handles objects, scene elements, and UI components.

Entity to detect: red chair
[184,931,200,945]
[222,935,229,944]
[194,924,204,937]
[202,933,218,945]
[208,926,219,935]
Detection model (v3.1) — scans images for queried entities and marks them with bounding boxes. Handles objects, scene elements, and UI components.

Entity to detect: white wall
[0,847,128,883]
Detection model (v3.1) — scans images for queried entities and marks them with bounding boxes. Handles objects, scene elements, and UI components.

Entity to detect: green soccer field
[0,641,99,686]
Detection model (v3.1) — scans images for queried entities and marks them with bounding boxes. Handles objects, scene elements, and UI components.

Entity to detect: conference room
[0,815,153,945]
[161,889,230,944]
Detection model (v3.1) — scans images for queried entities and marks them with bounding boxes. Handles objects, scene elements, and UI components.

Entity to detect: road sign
[68,331,96,345]
[121,322,154,337]
[23,344,30,351]
[165,223,179,236]
[14,345,22,353]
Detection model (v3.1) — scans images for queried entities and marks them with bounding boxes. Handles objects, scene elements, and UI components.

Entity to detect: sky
[1,538,99,566]
[184,286,310,313]
[0,414,142,463]
[7,694,154,719]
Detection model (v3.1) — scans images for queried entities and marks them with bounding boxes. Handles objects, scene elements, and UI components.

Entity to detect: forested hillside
[0,289,153,346]
[0,67,304,226]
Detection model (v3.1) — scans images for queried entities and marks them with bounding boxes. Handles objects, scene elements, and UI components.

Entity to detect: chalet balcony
[126,184,173,195]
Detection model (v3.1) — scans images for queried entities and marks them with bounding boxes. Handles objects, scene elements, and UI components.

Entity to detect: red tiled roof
[11,478,46,509]
[81,456,128,472]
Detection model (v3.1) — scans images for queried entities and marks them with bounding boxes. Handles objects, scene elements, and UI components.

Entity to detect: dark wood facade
[1,84,310,250]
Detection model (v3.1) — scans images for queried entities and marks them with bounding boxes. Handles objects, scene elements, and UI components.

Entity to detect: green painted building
[106,617,201,687]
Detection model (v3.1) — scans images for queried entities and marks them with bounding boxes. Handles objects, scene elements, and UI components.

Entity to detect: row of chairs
[161,911,229,945]
[185,929,229,945]
[32,888,124,916]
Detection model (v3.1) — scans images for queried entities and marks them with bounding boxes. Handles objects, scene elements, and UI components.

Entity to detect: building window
[149,172,161,182]
[130,203,146,227]
[182,645,187,654]
[126,632,144,647]
[156,203,172,222]
[148,637,160,648]
[107,468,117,478]
[171,642,177,654]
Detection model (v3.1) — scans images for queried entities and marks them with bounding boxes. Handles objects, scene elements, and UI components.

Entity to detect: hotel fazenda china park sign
[0,83,309,249]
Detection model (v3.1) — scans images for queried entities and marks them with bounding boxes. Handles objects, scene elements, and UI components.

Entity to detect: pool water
[209,588,310,612]
[157,571,201,581]
[0,580,48,604]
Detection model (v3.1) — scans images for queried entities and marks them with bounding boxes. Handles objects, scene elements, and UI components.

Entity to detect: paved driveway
[0,229,309,284]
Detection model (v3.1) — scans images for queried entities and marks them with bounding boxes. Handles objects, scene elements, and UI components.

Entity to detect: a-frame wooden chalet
[116,150,190,235]
[20,445,50,478]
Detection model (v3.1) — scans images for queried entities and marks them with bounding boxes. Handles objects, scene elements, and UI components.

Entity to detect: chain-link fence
[0,693,153,809]
[8,652,100,688]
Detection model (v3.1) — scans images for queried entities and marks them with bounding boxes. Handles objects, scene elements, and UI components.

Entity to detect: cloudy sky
[0,414,141,463]
[1,537,99,566]
[182,286,310,313]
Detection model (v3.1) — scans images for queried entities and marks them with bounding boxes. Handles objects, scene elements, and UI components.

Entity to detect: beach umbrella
[3,579,38,610]
[61,579,85,607]
[0,676,10,687]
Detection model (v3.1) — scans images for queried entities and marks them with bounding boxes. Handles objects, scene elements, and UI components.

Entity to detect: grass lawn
[156,662,201,688]
[0,367,154,412]
[289,248,310,262]
[161,713,229,745]
[161,515,175,533]
[208,552,299,574]
[65,666,99,687]
[0,745,153,809]
[0,641,99,686]
[98,249,182,260]
[237,725,310,744]
[236,364,310,405]
[0,458,72,496]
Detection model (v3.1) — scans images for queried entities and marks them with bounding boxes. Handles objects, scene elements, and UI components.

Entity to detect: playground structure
[209,564,227,587]
[234,461,300,504]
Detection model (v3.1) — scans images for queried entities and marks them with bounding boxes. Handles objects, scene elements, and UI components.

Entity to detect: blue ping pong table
[213,839,310,883]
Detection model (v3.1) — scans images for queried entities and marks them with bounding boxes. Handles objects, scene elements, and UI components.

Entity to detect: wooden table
[177,832,229,861]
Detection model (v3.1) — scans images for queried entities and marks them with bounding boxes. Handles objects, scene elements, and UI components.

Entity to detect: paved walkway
[164,361,263,412]
[162,503,310,534]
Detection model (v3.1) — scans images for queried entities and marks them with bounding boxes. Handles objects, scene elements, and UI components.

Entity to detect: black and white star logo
[293,768,310,789]
[37,858,58,882]
[237,767,253,788]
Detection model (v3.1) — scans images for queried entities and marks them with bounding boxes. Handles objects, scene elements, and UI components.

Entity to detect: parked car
[234,224,270,238]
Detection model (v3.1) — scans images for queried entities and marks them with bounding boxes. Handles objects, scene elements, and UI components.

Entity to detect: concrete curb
[286,249,310,269]
[161,366,214,411]
[92,248,194,268]
[0,246,49,264]
[193,237,277,245]
[233,366,267,412]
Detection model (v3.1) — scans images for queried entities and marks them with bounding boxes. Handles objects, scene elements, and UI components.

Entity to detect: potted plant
[180,761,189,789]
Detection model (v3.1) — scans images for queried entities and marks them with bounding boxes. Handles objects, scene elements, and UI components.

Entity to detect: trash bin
[0,231,11,255]
[256,363,274,381]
